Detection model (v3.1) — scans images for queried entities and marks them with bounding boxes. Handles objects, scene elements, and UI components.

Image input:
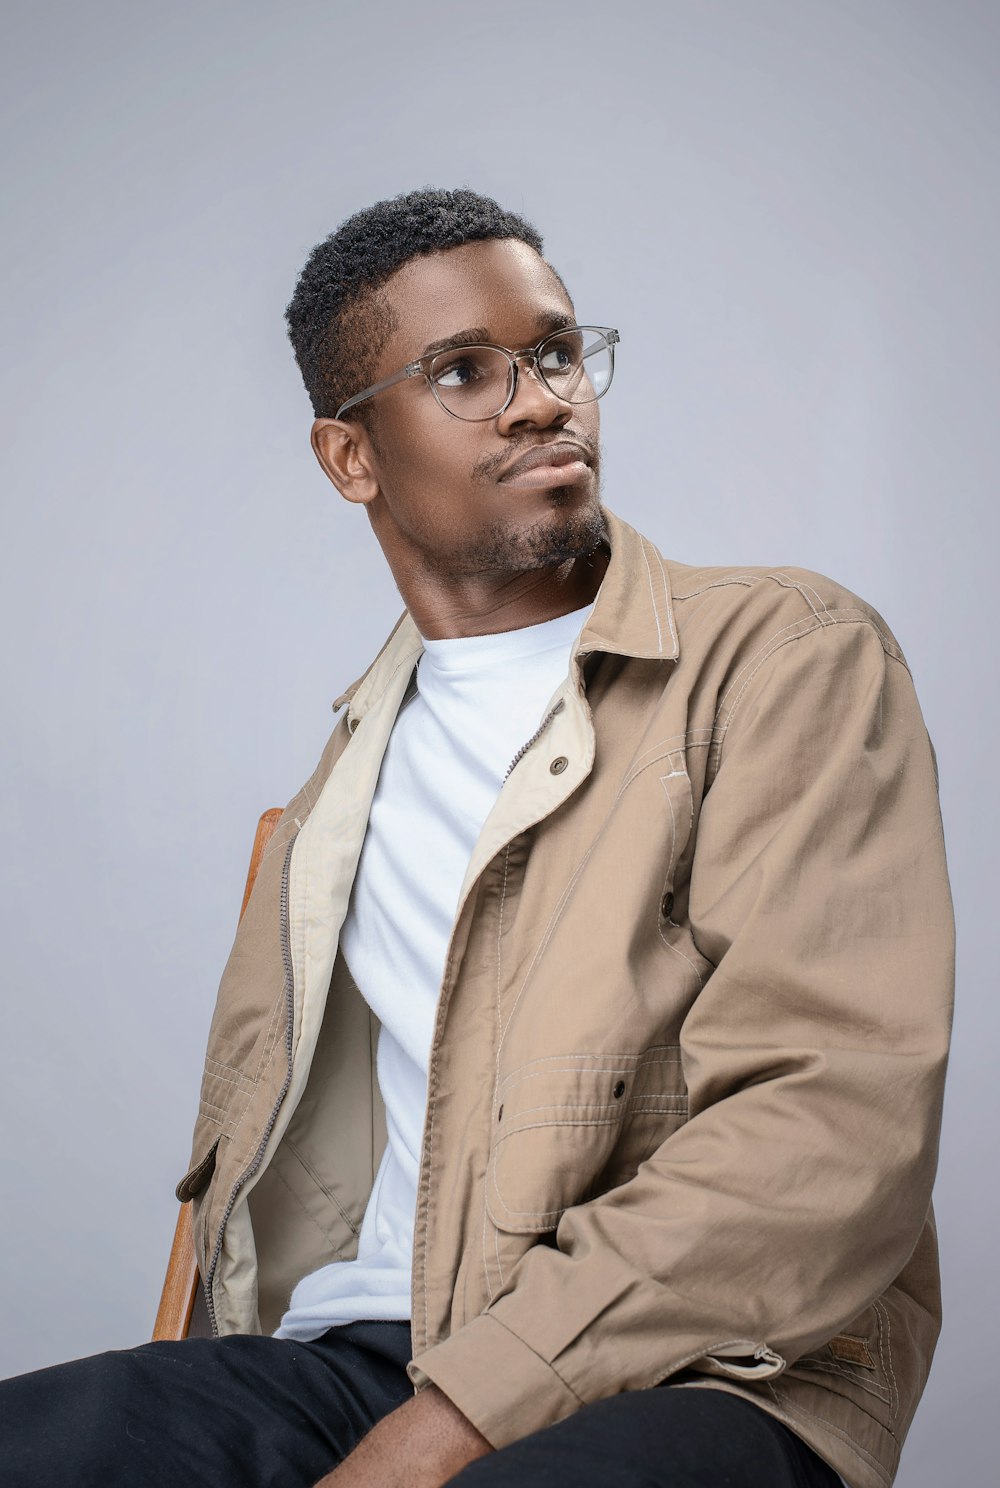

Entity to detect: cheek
[391,399,478,475]
[376,413,484,518]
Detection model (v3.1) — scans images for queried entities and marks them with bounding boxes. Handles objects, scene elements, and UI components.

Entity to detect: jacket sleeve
[408,615,954,1448]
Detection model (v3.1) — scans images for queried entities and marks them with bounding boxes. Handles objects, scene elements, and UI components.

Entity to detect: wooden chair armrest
[152,1201,200,1341]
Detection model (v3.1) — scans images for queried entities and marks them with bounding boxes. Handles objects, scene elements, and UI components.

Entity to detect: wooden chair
[151,807,283,1342]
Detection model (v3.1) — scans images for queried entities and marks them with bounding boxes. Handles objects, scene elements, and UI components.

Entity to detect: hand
[314,1383,493,1488]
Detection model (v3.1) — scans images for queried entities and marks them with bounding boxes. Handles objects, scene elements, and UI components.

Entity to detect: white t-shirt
[275,603,590,1340]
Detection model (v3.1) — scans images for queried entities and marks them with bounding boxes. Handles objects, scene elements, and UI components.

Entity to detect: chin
[451,481,606,577]
[513,489,608,569]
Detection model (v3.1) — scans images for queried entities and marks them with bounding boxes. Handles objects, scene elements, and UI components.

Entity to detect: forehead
[379,239,575,360]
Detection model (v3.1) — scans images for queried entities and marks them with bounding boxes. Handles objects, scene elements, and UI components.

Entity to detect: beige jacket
[179,510,953,1488]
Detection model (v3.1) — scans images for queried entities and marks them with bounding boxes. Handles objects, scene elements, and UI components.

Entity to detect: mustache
[473,433,601,483]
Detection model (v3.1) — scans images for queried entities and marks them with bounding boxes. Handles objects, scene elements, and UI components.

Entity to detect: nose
[495,354,572,436]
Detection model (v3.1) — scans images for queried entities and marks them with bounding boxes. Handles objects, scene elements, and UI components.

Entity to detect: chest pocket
[486,1047,688,1234]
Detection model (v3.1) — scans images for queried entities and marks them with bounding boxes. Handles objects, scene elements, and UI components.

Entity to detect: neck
[391,548,608,640]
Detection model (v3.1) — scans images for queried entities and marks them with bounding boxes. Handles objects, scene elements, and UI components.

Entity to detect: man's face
[342,238,606,579]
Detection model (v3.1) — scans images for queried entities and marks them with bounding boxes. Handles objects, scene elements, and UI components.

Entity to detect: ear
[310,418,380,506]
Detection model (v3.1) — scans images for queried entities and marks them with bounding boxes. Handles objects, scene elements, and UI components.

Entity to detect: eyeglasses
[335,325,620,423]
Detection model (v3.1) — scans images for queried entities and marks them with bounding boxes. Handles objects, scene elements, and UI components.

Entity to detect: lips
[498,441,592,483]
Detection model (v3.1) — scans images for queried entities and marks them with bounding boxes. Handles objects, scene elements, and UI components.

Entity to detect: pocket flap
[175,1136,220,1202]
[487,1048,686,1233]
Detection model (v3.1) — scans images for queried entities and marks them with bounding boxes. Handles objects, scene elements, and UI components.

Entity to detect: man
[2,189,952,1488]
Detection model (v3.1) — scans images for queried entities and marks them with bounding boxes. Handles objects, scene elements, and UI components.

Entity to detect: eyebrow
[420,326,492,357]
[419,310,576,360]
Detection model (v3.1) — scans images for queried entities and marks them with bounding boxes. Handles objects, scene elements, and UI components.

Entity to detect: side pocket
[487,1048,688,1233]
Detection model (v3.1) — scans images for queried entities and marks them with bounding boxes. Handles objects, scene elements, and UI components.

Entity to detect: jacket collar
[578,508,679,663]
[334,507,678,722]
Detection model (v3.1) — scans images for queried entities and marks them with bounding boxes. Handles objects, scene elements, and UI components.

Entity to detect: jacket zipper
[503,698,565,781]
[204,830,299,1336]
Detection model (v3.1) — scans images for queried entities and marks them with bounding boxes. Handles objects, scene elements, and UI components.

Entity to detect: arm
[314,1383,491,1488]
[409,617,954,1447]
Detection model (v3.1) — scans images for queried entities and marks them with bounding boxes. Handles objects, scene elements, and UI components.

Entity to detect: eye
[432,356,479,389]
[538,337,581,374]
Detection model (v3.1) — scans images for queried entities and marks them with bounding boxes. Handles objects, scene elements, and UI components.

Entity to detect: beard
[369,431,609,584]
[451,492,609,576]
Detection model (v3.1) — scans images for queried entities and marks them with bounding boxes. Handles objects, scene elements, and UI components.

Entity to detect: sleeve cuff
[407,1312,583,1450]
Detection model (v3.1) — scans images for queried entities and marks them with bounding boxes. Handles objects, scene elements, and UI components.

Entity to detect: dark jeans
[0,1321,841,1487]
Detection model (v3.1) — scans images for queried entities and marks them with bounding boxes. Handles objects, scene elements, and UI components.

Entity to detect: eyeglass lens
[428,328,614,422]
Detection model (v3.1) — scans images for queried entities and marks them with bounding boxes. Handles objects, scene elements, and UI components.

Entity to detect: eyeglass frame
[334,324,620,422]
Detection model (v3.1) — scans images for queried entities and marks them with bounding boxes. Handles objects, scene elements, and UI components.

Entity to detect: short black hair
[286,187,548,423]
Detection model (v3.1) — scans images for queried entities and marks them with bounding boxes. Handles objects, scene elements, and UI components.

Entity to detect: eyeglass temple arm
[335,362,422,419]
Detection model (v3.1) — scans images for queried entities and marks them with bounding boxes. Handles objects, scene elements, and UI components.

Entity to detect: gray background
[0,1,995,1482]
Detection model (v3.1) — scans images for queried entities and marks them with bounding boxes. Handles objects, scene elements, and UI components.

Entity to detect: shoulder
[662,555,907,671]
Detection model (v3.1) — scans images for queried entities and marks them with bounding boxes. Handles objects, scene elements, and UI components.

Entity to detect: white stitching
[673,574,758,598]
[502,1049,681,1066]
[498,1054,683,1094]
[874,1300,899,1418]
[795,1357,890,1405]
[496,1099,688,1119]
[495,846,510,1045]
[658,550,678,654]
[764,571,829,623]
[649,542,677,654]
[619,730,713,782]
[499,1051,682,1085]
[251,990,286,1087]
[714,614,907,771]
[638,536,665,654]
[713,623,826,761]
[201,1069,252,1098]
[714,616,819,720]
[767,1383,897,1467]
[225,1039,281,1156]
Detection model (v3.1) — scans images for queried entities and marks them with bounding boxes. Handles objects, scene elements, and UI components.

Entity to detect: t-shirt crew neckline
[418,602,594,675]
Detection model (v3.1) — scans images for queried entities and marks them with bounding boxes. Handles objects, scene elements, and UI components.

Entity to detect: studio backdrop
[0,4,995,1485]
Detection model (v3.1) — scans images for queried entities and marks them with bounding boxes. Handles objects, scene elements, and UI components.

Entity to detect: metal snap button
[612,1080,626,1099]
[550,756,569,774]
[661,892,674,919]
